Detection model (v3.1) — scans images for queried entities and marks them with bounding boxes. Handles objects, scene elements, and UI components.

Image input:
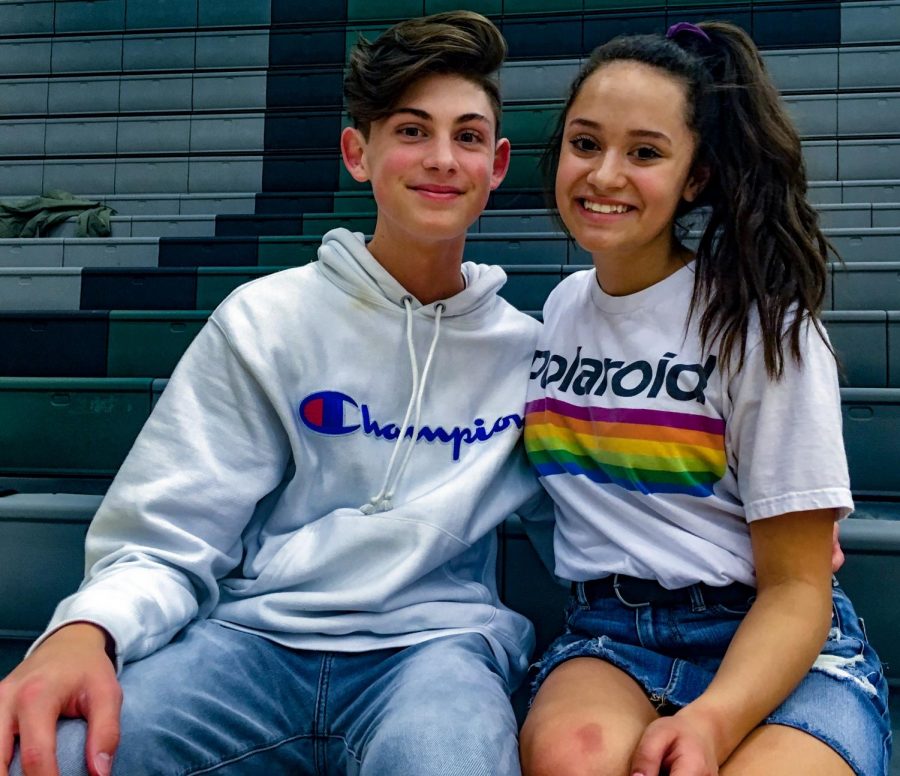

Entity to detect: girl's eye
[570,136,599,153]
[633,146,661,160]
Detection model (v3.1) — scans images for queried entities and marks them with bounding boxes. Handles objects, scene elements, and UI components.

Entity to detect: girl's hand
[630,713,719,776]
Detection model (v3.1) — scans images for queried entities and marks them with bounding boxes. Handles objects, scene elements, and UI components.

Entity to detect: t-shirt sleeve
[725,319,853,522]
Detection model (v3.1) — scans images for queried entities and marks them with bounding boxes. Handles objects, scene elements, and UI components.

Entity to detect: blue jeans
[12,621,521,775]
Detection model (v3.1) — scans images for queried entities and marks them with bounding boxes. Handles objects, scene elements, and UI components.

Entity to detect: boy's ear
[490,137,512,191]
[683,162,710,203]
[341,126,370,183]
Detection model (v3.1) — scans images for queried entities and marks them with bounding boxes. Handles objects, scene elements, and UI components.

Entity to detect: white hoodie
[36,229,543,684]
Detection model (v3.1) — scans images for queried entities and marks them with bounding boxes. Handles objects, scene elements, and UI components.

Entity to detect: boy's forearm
[676,578,833,763]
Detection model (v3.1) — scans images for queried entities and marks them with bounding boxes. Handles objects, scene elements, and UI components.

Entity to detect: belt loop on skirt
[574,581,589,606]
[688,583,707,613]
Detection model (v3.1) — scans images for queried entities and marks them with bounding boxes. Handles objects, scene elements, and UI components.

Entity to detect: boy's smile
[341,73,510,301]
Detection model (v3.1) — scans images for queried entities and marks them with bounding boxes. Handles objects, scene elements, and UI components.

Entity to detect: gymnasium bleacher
[0,0,896,768]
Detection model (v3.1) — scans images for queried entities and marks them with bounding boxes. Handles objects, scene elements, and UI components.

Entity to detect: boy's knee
[10,719,90,776]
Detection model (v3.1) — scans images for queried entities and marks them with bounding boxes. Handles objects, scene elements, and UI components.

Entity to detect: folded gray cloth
[0,189,115,237]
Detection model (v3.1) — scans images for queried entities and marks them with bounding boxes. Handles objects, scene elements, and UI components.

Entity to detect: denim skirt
[531,579,892,775]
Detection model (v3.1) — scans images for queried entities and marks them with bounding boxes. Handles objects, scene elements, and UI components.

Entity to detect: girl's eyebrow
[566,117,671,144]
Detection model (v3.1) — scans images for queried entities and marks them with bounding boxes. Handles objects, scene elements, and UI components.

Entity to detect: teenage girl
[520,22,891,776]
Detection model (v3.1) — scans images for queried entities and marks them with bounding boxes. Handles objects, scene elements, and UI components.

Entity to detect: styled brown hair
[344,11,506,138]
[544,22,834,379]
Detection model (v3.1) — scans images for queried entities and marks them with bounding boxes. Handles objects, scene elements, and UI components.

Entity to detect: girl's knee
[520,717,631,776]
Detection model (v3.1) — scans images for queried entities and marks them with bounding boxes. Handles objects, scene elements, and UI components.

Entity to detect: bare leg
[722,724,854,776]
[520,657,658,776]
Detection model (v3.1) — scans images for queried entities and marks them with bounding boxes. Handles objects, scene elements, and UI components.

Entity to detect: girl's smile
[555,60,706,295]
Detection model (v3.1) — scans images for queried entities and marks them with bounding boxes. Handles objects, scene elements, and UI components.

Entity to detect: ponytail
[685,22,833,378]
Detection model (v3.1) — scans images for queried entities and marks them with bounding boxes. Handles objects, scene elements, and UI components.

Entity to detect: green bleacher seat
[122,32,194,71]
[497,264,563,310]
[842,387,900,496]
[890,312,900,388]
[193,72,268,111]
[500,61,581,103]
[120,74,193,113]
[841,140,900,180]
[80,267,195,310]
[839,93,900,137]
[823,310,889,387]
[195,266,274,309]
[200,0,271,27]
[764,48,838,92]
[124,0,198,30]
[833,262,900,310]
[0,1,53,36]
[54,0,126,34]
[108,311,208,378]
[874,203,900,227]
[49,75,121,114]
[0,377,153,477]
[346,0,422,22]
[840,44,900,88]
[195,30,270,69]
[257,236,322,266]
[0,267,81,312]
[0,312,108,378]
[842,1,900,45]
[53,34,124,73]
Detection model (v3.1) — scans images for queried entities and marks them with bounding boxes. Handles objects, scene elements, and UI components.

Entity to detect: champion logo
[298,390,523,460]
[299,391,360,435]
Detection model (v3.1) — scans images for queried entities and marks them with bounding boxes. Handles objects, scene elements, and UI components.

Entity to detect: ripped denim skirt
[531,577,892,775]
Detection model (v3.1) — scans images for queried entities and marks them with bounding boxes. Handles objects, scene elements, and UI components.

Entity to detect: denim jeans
[11,621,521,775]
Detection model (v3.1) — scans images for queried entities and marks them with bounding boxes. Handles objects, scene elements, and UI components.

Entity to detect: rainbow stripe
[524,396,726,497]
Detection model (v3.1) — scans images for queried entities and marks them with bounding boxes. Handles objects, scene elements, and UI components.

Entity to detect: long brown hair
[544,22,834,378]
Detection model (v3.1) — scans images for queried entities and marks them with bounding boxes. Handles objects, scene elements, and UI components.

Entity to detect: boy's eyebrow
[567,118,671,143]
[388,108,491,125]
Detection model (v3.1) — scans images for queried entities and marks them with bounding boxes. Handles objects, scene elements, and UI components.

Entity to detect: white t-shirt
[524,264,853,588]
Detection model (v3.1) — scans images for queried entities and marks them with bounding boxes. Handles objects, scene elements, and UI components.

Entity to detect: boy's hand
[629,714,719,776]
[0,623,121,776]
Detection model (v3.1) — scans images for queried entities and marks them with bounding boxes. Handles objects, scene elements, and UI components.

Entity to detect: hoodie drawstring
[360,299,444,515]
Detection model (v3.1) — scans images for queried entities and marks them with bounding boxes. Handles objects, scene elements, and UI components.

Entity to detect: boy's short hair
[344,11,506,138]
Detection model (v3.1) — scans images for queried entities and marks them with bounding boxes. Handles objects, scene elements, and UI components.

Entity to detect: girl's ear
[683,163,710,203]
[341,126,371,183]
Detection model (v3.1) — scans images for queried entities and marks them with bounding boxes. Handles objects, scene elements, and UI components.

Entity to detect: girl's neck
[592,238,692,297]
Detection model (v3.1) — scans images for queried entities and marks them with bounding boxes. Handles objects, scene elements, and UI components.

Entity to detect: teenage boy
[1,12,542,776]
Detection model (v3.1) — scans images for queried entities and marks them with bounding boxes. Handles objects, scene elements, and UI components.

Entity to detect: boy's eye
[398,126,424,138]
[457,130,482,144]
[569,136,599,153]
[633,146,661,160]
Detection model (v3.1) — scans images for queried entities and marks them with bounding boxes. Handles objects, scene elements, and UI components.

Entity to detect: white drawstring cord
[381,303,444,509]
[360,296,421,515]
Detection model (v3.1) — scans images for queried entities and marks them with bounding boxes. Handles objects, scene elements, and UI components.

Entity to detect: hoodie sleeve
[29,318,292,670]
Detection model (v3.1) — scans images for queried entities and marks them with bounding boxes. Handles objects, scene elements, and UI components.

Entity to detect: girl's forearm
[674,578,833,764]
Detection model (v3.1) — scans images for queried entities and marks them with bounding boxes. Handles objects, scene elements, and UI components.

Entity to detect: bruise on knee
[574,722,605,756]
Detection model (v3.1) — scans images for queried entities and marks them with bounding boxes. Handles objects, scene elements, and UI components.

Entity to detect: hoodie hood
[316,227,507,320]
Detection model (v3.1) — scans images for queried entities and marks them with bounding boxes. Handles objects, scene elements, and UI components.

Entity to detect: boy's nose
[424,137,459,173]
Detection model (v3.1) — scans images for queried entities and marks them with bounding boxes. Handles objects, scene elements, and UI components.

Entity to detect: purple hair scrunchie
[666,21,711,44]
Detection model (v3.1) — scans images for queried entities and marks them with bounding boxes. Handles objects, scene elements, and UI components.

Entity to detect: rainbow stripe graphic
[524,396,726,497]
